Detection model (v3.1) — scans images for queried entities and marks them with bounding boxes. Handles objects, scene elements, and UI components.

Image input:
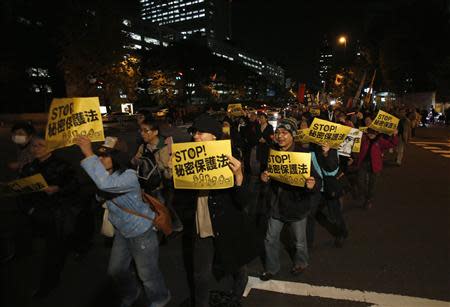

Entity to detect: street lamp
[338,36,347,49]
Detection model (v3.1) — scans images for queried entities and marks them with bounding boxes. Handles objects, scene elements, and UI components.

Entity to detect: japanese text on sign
[307,118,352,149]
[46,97,105,150]
[1,174,48,197]
[172,140,234,189]
[369,110,399,135]
[267,150,311,187]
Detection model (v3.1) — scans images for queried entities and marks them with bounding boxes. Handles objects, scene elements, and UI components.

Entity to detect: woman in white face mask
[9,122,35,173]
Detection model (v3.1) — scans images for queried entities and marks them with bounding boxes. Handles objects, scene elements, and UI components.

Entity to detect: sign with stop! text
[1,174,48,197]
[307,118,352,149]
[45,97,105,151]
[172,140,234,189]
[369,110,399,135]
[267,149,311,187]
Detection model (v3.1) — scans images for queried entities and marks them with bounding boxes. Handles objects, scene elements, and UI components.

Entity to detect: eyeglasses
[139,128,153,134]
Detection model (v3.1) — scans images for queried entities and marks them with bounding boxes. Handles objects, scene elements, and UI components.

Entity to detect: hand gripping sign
[1,174,48,197]
[369,110,399,135]
[46,97,105,151]
[267,149,311,187]
[172,140,234,189]
[307,118,352,149]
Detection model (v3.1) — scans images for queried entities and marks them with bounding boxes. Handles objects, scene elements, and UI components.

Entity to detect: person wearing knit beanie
[277,117,298,136]
[191,114,223,140]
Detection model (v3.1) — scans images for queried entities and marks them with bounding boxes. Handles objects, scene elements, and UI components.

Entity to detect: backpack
[136,144,163,193]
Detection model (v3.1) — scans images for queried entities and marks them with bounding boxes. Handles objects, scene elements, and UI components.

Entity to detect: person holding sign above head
[260,118,320,281]
[76,136,171,307]
[17,133,79,298]
[185,114,259,307]
[355,128,398,209]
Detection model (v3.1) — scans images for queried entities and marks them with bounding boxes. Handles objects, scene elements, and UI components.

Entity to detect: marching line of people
[4,102,417,306]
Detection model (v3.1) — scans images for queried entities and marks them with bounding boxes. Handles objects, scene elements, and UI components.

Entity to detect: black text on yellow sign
[172,140,234,189]
[46,97,105,150]
[1,174,48,197]
[307,118,352,149]
[267,150,311,187]
[369,110,399,135]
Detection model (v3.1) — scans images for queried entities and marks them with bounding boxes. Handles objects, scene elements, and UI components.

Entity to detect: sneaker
[290,265,307,276]
[259,272,275,281]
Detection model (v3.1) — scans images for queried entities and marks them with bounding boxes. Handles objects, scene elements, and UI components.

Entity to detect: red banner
[297,83,306,103]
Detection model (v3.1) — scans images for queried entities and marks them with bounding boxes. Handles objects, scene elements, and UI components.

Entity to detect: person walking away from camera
[187,115,259,307]
[9,122,36,173]
[76,136,170,307]
[355,128,398,209]
[259,118,320,281]
[18,134,78,298]
[396,109,411,166]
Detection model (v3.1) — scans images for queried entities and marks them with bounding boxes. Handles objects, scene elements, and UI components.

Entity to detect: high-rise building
[140,0,232,42]
[318,37,334,87]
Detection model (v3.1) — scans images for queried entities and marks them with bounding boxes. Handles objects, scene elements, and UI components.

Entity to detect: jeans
[193,236,248,307]
[264,217,308,275]
[108,228,170,307]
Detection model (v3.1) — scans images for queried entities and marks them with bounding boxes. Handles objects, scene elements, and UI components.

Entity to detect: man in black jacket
[259,118,320,281]
[18,135,79,298]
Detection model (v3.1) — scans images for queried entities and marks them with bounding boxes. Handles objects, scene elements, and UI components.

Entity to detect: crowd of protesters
[1,101,442,306]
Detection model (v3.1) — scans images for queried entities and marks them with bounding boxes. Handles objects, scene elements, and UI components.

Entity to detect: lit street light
[338,36,347,49]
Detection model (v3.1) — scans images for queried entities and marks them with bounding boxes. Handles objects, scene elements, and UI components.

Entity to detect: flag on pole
[352,71,367,107]
[297,83,306,103]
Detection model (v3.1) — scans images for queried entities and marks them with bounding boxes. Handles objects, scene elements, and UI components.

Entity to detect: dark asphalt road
[0,125,449,307]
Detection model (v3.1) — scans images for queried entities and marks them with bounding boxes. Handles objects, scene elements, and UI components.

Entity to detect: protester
[132,118,183,232]
[355,128,398,209]
[396,109,411,166]
[18,134,78,298]
[187,114,259,306]
[256,112,274,172]
[76,136,171,307]
[259,118,320,281]
[9,121,36,173]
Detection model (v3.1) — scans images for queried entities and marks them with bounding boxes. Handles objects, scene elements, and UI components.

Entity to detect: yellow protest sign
[267,149,311,187]
[295,128,313,144]
[46,97,105,150]
[310,108,321,117]
[227,103,244,116]
[359,126,368,132]
[172,140,234,189]
[1,174,48,197]
[369,110,399,135]
[351,128,363,153]
[307,118,352,149]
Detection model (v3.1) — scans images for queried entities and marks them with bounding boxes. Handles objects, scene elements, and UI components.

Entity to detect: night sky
[232,0,396,82]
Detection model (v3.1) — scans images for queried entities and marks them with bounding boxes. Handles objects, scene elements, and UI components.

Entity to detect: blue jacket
[81,155,155,238]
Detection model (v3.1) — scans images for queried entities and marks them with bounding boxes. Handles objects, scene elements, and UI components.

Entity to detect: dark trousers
[357,162,379,201]
[307,196,348,247]
[193,236,248,307]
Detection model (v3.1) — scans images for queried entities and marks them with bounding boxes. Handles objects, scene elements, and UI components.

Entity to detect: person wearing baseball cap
[259,117,321,281]
[187,114,259,306]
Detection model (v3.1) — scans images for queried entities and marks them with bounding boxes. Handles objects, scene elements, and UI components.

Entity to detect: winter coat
[19,154,79,236]
[265,144,321,222]
[357,134,398,173]
[186,185,261,278]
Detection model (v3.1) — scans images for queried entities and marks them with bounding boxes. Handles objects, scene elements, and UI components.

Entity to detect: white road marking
[410,141,450,145]
[243,276,449,307]
[422,146,442,149]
